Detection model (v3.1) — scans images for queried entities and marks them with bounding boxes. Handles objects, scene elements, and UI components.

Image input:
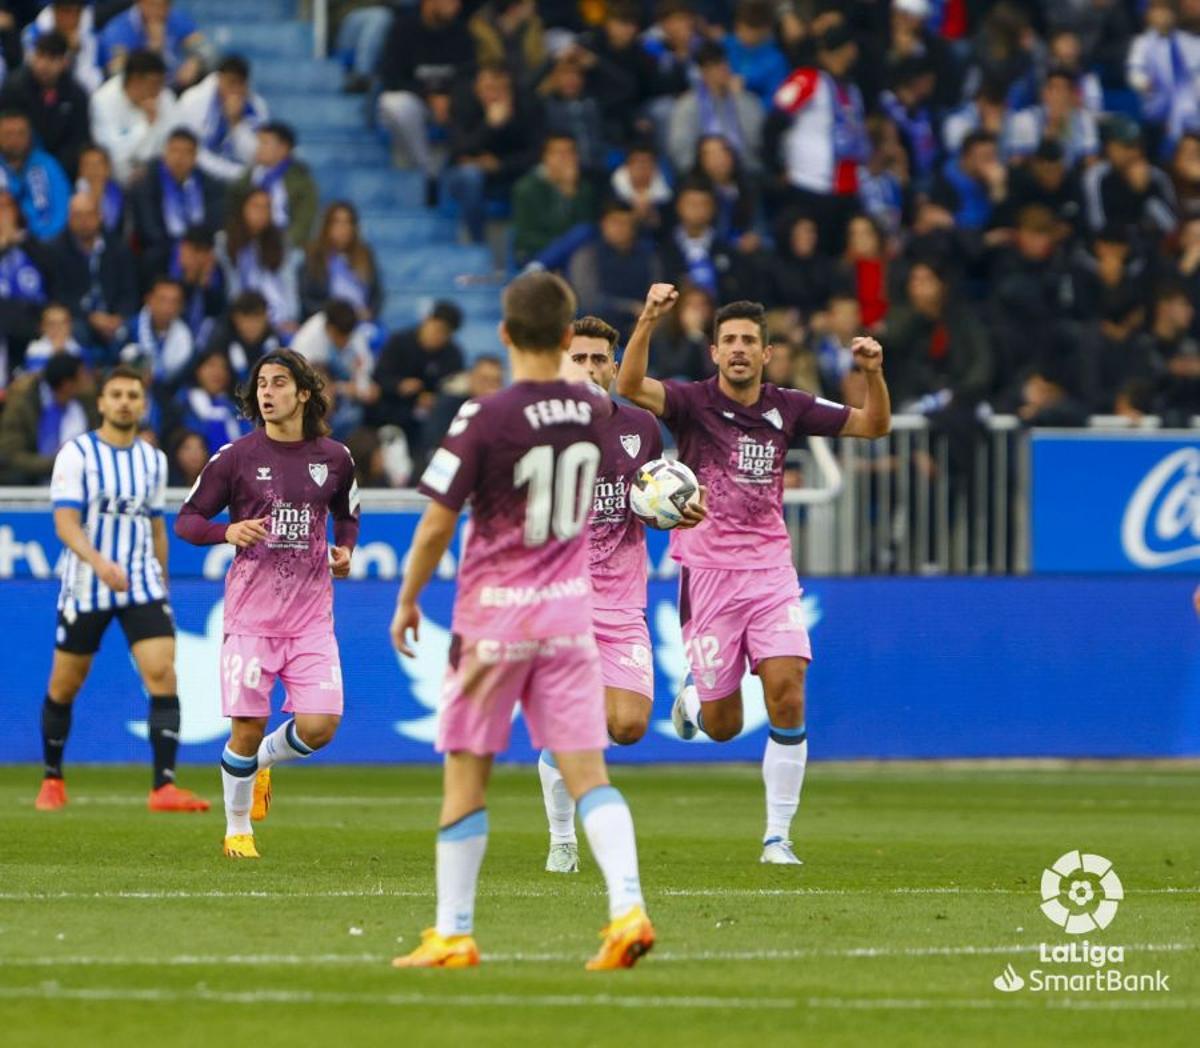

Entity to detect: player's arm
[614,283,679,417]
[838,337,892,440]
[390,502,459,657]
[173,445,269,548]
[329,452,362,580]
[53,506,129,593]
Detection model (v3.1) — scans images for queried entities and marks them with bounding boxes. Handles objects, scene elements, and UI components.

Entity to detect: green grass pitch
[0,763,1196,1047]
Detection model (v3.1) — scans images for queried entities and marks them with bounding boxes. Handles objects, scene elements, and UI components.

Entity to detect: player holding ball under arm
[616,284,891,865]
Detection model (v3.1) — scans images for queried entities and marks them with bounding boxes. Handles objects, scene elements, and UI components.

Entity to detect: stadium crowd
[2,0,1200,492]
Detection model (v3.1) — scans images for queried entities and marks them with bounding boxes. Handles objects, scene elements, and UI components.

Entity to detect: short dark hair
[543,132,577,155]
[607,0,642,25]
[696,41,727,67]
[260,121,296,149]
[45,353,84,390]
[0,108,30,126]
[148,277,184,298]
[502,271,576,353]
[676,175,715,199]
[960,130,997,155]
[124,49,168,80]
[600,197,635,218]
[573,315,620,350]
[167,127,199,148]
[1043,64,1078,87]
[33,29,69,57]
[655,0,692,20]
[182,224,215,249]
[713,300,769,346]
[99,364,147,394]
[239,349,330,439]
[474,353,504,369]
[231,290,269,315]
[324,299,358,335]
[429,300,463,331]
[216,54,251,81]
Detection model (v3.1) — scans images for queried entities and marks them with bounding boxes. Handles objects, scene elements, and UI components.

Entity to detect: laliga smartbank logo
[990,851,1171,995]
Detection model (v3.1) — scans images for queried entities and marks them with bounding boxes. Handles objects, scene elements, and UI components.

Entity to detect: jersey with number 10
[418,380,609,641]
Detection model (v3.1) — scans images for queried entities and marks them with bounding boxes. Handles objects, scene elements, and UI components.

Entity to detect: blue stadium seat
[185,0,297,22]
[252,59,343,94]
[316,169,424,208]
[267,94,366,131]
[357,211,459,247]
[299,140,392,170]
[206,22,311,60]
[375,245,494,287]
[382,287,503,330]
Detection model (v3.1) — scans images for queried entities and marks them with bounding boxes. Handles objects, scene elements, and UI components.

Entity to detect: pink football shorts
[678,565,812,702]
[437,632,607,755]
[220,631,345,718]
[593,605,653,699]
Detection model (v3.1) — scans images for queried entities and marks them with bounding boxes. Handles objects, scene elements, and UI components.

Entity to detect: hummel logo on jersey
[721,411,736,419]
[620,434,642,458]
[762,408,783,430]
[309,463,329,486]
[256,467,272,481]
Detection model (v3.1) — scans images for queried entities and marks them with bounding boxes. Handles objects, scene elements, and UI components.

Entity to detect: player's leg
[219,634,278,857]
[529,634,653,970]
[125,604,210,811]
[394,637,522,969]
[36,607,110,809]
[672,567,747,742]
[745,568,814,865]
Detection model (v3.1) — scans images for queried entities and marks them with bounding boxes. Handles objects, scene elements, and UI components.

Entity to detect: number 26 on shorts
[224,653,262,697]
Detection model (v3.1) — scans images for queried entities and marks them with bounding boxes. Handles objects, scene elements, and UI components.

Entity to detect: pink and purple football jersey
[175,429,360,637]
[418,380,610,641]
[588,401,662,611]
[661,377,849,572]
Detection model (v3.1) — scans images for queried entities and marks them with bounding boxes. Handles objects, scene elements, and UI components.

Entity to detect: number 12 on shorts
[684,634,723,671]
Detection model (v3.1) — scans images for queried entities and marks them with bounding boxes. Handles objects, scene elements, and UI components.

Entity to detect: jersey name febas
[522,398,593,430]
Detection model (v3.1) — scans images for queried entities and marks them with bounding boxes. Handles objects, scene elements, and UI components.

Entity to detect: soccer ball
[629,458,700,530]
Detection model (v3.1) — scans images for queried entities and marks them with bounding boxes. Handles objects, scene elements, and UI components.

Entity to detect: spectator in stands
[511,133,598,265]
[376,0,475,198]
[0,351,93,483]
[168,347,248,453]
[204,289,280,380]
[884,259,993,412]
[888,0,963,110]
[292,299,380,435]
[441,63,541,243]
[931,130,1009,232]
[609,141,672,233]
[668,41,764,176]
[942,76,1013,157]
[1002,139,1085,240]
[1147,281,1200,420]
[22,1,103,95]
[48,191,137,355]
[878,55,938,188]
[1044,28,1105,115]
[0,30,90,177]
[840,213,890,329]
[859,114,909,239]
[1083,116,1178,237]
[1070,223,1151,324]
[128,128,223,257]
[301,201,382,321]
[0,109,70,240]
[216,187,302,333]
[332,2,396,94]
[569,199,661,336]
[421,352,504,454]
[99,0,209,90]
[721,0,788,106]
[657,177,750,302]
[1078,288,1151,413]
[1176,215,1200,316]
[74,143,124,237]
[537,51,613,176]
[1126,0,1200,156]
[168,225,226,344]
[23,301,83,372]
[643,0,701,101]
[372,299,464,447]
[575,2,658,146]
[649,281,716,382]
[89,49,177,186]
[343,425,391,488]
[1006,67,1100,170]
[468,0,544,89]
[1014,356,1090,427]
[232,122,318,250]
[1170,132,1200,216]
[118,276,194,388]
[0,189,50,367]
[766,211,835,319]
[808,290,863,400]
[166,427,207,486]
[966,3,1038,103]
[765,22,867,255]
[174,54,269,184]
[692,133,760,248]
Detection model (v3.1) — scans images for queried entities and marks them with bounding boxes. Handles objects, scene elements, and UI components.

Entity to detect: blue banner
[0,577,1196,763]
[1032,432,1200,573]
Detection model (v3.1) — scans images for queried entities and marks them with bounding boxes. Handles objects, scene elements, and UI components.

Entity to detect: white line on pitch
[801,996,1197,1012]
[0,986,791,1011]
[18,794,442,807]
[1,943,1191,967]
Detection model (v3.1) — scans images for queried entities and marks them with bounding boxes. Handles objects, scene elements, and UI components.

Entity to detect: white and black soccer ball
[629,458,700,530]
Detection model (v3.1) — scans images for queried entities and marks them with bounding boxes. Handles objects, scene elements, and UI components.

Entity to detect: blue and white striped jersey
[49,432,169,613]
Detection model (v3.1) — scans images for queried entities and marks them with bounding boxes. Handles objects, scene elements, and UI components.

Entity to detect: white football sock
[579,785,645,919]
[682,679,701,723]
[257,719,314,770]
[220,745,257,836]
[763,732,808,843]
[435,809,488,937]
[537,750,577,845]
